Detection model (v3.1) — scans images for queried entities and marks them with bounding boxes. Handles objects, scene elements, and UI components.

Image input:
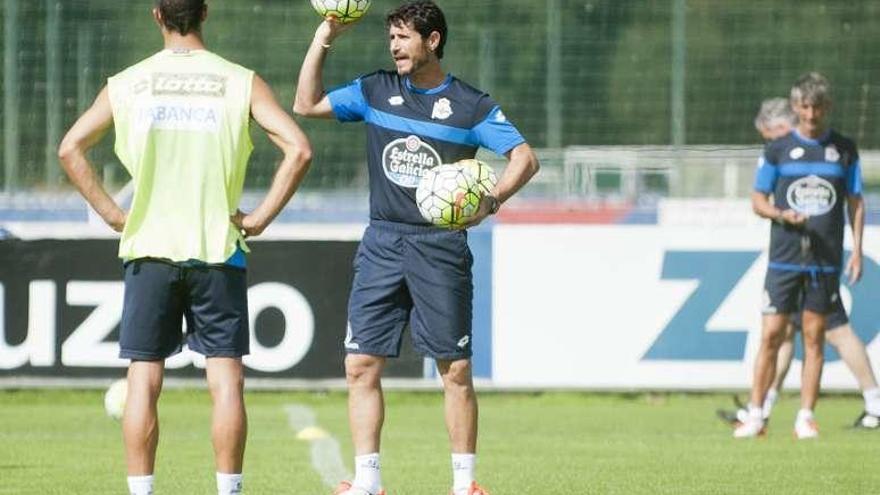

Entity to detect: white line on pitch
[285,404,351,488]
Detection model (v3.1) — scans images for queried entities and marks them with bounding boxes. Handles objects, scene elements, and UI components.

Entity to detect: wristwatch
[484,195,501,215]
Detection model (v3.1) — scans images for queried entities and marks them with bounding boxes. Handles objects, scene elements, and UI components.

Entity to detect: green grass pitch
[1,390,878,494]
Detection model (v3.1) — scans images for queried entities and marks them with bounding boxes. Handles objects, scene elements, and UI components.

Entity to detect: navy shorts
[120,259,249,360]
[790,297,849,331]
[346,221,473,360]
[762,268,840,316]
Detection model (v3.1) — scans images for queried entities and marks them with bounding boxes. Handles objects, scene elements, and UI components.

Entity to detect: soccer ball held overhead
[310,0,372,24]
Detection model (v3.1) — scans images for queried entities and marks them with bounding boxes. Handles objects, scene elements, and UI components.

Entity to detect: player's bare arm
[459,143,540,228]
[57,87,127,232]
[846,194,865,283]
[293,19,357,118]
[750,191,806,226]
[234,74,313,237]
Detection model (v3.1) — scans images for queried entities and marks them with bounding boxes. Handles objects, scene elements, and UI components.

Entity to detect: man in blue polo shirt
[735,73,865,439]
[294,2,539,493]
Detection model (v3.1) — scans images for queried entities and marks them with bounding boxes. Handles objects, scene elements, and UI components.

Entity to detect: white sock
[217,473,243,495]
[796,408,814,422]
[452,453,476,494]
[863,387,880,416]
[353,453,381,494]
[747,403,763,422]
[762,389,779,419]
[127,475,154,495]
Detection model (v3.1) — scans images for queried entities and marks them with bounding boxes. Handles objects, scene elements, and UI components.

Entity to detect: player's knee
[825,324,853,347]
[439,359,473,388]
[209,377,244,406]
[802,334,825,352]
[761,330,786,349]
[344,354,383,386]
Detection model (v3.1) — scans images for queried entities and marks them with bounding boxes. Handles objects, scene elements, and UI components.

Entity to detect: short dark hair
[386,1,448,59]
[155,0,206,36]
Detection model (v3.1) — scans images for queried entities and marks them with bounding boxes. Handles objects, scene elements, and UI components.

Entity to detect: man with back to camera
[718,97,880,429]
[58,1,313,493]
[734,73,865,439]
[293,1,540,494]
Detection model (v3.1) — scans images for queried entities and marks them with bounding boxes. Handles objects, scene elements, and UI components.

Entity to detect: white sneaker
[733,417,766,438]
[854,411,880,429]
[794,417,819,439]
[333,481,385,495]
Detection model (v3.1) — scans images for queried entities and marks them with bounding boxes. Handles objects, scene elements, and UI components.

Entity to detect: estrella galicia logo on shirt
[382,135,441,188]
[786,175,836,216]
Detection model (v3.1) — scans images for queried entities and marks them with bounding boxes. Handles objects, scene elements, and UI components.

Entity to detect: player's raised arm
[57,86,127,232]
[293,19,356,119]
[236,74,313,237]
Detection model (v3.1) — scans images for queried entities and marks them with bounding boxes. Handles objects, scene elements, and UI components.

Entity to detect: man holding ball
[294,2,539,494]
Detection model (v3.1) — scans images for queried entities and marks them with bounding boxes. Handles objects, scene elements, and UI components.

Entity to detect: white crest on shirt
[789,147,805,160]
[388,96,404,106]
[431,98,453,120]
[825,146,840,162]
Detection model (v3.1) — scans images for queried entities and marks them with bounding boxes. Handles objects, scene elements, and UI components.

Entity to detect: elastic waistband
[767,262,839,273]
[124,257,246,272]
[369,219,451,235]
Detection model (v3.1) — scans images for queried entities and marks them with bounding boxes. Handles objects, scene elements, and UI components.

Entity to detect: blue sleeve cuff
[471,106,526,155]
[327,78,367,123]
[753,157,778,193]
[847,161,863,195]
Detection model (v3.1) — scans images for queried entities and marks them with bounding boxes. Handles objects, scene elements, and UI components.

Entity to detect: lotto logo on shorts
[152,73,227,97]
[761,290,778,315]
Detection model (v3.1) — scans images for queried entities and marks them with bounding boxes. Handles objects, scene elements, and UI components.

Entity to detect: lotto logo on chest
[382,135,442,188]
[152,73,227,97]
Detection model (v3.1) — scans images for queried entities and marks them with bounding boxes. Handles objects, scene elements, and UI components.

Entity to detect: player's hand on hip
[231,209,265,239]
[845,252,863,284]
[780,209,807,226]
[107,210,126,233]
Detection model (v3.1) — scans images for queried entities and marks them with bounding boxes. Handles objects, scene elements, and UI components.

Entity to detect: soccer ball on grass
[310,0,371,24]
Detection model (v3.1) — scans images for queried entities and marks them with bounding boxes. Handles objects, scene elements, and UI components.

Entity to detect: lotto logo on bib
[786,175,836,216]
[382,135,442,188]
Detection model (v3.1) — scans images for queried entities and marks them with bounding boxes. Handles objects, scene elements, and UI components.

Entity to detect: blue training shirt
[753,129,862,271]
[328,70,526,226]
